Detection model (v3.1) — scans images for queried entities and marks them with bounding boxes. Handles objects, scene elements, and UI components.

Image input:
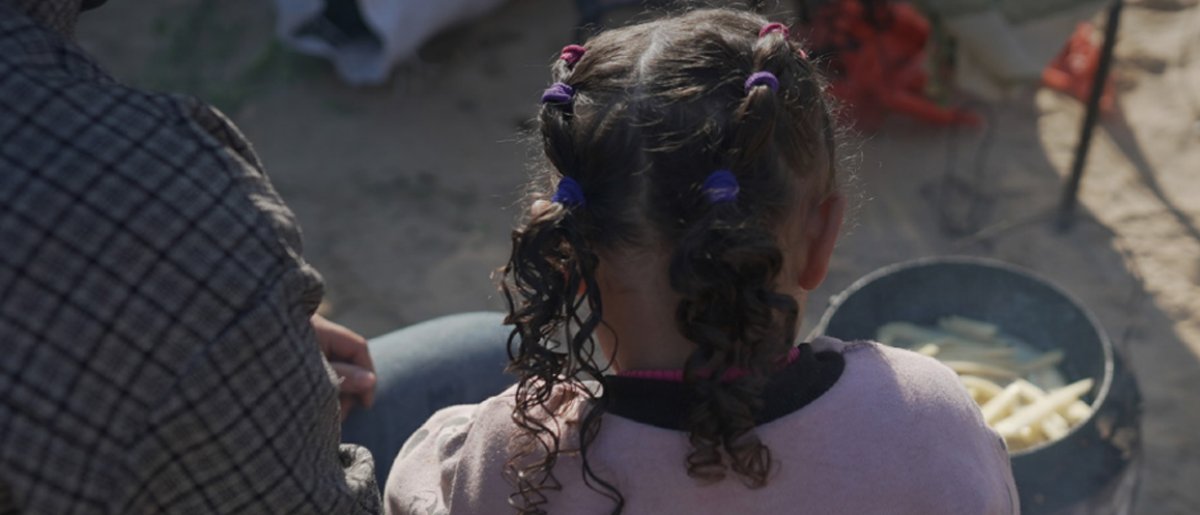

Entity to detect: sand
[75,0,1198,512]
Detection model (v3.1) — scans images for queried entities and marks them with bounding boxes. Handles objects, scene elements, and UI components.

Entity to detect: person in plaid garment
[0,0,512,512]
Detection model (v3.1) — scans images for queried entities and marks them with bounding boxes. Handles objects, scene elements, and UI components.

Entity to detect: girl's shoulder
[805,335,995,440]
[812,335,969,399]
[384,382,593,514]
[781,337,1017,514]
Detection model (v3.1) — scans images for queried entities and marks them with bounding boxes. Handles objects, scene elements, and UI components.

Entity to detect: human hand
[312,314,376,421]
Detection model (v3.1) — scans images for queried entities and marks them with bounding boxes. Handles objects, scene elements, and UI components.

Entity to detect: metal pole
[1057,0,1124,232]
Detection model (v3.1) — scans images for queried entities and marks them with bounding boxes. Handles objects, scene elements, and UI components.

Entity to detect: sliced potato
[938,316,999,341]
[959,375,1004,400]
[1065,400,1094,424]
[1012,380,1073,440]
[914,343,941,357]
[1004,425,1040,452]
[877,322,945,347]
[1026,367,1067,390]
[943,360,1019,381]
[937,335,998,349]
[1041,413,1071,441]
[981,382,1023,424]
[994,378,1094,438]
[877,318,1096,453]
[938,345,1016,359]
[1019,350,1065,373]
[934,345,1019,368]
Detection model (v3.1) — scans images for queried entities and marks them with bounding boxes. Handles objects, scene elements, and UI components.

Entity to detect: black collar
[603,343,845,431]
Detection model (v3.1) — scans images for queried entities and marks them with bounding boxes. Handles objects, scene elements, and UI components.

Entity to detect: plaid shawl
[0,2,380,512]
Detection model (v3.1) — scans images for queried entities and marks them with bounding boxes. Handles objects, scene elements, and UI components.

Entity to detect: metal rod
[1057,0,1124,231]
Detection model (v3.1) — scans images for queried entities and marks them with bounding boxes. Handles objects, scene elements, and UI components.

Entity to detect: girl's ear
[798,193,846,291]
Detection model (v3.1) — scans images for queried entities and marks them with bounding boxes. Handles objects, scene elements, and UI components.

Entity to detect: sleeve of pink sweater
[384,390,540,515]
[383,403,481,515]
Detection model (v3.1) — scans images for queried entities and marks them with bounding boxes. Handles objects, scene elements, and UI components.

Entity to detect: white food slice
[877,322,946,347]
[981,382,1024,425]
[1020,350,1065,373]
[938,316,1000,341]
[994,378,1094,438]
[1065,400,1094,424]
[943,360,1019,381]
[960,375,1004,400]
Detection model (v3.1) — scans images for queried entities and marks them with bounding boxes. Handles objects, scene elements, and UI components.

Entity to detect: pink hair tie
[560,44,586,66]
[759,22,809,59]
[758,22,789,38]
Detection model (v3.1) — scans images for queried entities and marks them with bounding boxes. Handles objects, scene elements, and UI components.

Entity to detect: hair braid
[667,14,828,488]
[501,49,629,514]
[501,200,610,513]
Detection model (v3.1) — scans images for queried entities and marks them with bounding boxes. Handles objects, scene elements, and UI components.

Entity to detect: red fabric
[1042,22,1116,113]
[802,0,980,130]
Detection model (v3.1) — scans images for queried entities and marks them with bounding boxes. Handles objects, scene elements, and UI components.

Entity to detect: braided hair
[498,9,839,514]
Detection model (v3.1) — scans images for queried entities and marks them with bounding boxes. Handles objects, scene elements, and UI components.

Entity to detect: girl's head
[499,8,844,513]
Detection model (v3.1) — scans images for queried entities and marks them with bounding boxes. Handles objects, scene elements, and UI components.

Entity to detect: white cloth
[274,0,509,85]
[935,1,1106,99]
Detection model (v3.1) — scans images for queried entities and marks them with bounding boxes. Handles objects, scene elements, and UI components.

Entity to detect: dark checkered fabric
[3,0,82,37]
[0,2,381,513]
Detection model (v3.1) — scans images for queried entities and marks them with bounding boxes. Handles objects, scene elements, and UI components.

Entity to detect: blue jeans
[341,312,513,490]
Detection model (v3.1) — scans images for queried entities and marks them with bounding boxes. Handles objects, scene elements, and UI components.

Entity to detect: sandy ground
[75,0,1198,512]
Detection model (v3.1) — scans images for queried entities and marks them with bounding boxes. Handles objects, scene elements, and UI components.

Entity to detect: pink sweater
[385,337,1019,514]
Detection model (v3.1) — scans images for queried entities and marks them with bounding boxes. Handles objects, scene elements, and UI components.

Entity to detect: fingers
[331,361,377,407]
[312,314,376,379]
[312,315,378,408]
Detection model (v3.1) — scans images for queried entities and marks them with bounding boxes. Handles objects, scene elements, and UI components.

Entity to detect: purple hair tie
[561,44,586,66]
[702,170,739,204]
[541,82,575,104]
[744,71,779,93]
[552,176,586,207]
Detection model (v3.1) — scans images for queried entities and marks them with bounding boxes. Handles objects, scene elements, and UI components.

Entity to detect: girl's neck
[594,248,809,374]
[595,251,697,373]
[597,292,697,373]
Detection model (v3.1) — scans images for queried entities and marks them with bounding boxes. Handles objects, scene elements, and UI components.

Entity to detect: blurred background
[75,0,1197,512]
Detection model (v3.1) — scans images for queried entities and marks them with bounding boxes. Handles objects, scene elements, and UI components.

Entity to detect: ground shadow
[1101,106,1200,246]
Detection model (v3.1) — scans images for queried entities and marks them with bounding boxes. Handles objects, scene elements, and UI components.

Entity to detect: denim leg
[341,311,513,490]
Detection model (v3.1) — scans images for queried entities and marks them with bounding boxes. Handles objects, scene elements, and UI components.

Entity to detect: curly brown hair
[498,8,839,514]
